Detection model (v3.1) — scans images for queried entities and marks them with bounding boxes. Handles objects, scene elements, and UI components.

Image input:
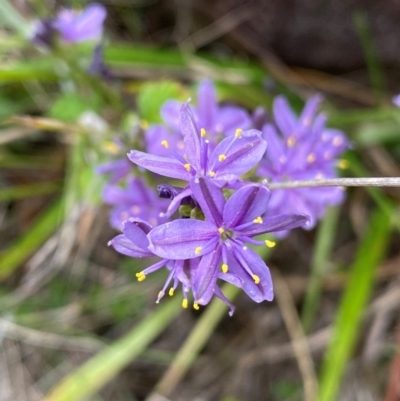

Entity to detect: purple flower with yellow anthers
[108,217,235,312]
[52,3,106,43]
[129,102,267,216]
[148,178,308,310]
[258,95,350,232]
[103,177,168,230]
[144,79,251,157]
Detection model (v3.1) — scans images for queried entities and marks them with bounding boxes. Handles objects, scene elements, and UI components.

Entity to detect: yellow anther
[182,299,188,309]
[136,272,146,282]
[104,141,120,154]
[169,288,175,297]
[161,140,169,149]
[209,171,215,177]
[333,136,343,146]
[218,154,227,162]
[265,240,276,248]
[218,227,225,234]
[193,303,200,310]
[195,246,202,255]
[253,216,263,224]
[221,264,228,273]
[235,128,243,137]
[287,136,296,147]
[252,274,260,284]
[140,120,149,130]
[307,153,316,163]
[337,159,349,169]
[184,163,191,172]
[201,128,206,137]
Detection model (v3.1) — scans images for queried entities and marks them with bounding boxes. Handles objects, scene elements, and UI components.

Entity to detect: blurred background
[0,1,400,401]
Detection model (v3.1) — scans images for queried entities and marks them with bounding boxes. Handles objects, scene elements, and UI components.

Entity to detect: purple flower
[30,19,55,48]
[258,95,350,233]
[96,158,131,184]
[103,177,168,230]
[148,178,308,309]
[392,94,400,107]
[88,43,112,81]
[129,102,267,216]
[109,218,235,311]
[144,79,252,156]
[53,3,106,43]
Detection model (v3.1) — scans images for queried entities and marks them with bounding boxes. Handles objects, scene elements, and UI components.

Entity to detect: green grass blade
[0,198,64,280]
[0,0,29,35]
[154,283,240,397]
[318,208,391,401]
[301,206,341,332]
[0,181,60,202]
[42,298,181,401]
[353,11,386,103]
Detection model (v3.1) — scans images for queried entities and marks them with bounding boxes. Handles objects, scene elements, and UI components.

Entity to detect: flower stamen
[221,263,228,273]
[265,240,276,248]
[161,140,169,149]
[193,303,200,310]
[169,288,175,296]
[235,128,243,138]
[136,271,146,282]
[218,154,227,162]
[253,216,263,224]
[184,163,191,172]
[182,299,188,308]
[252,274,260,284]
[200,128,206,137]
[195,246,202,255]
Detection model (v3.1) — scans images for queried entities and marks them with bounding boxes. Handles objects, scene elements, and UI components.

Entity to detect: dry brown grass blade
[272,268,319,401]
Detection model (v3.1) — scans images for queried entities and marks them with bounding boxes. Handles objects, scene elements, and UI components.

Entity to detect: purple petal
[148,219,218,260]
[193,245,221,305]
[231,245,274,302]
[180,103,201,170]
[208,130,267,179]
[299,95,322,127]
[238,213,309,237]
[197,79,218,130]
[144,125,181,157]
[215,106,252,136]
[393,94,400,107]
[161,100,182,131]
[54,4,106,43]
[223,183,270,228]
[263,124,286,166]
[128,150,192,181]
[273,96,297,137]
[190,177,224,226]
[219,249,269,302]
[122,218,152,246]
[108,234,152,258]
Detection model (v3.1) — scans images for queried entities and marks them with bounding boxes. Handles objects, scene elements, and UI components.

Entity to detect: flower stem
[268,177,400,189]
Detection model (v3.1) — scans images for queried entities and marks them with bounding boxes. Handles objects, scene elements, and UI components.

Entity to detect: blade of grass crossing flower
[301,206,341,333]
[318,208,391,401]
[42,297,181,401]
[0,198,64,281]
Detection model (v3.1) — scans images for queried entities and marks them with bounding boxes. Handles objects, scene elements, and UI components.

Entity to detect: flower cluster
[105,80,349,314]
